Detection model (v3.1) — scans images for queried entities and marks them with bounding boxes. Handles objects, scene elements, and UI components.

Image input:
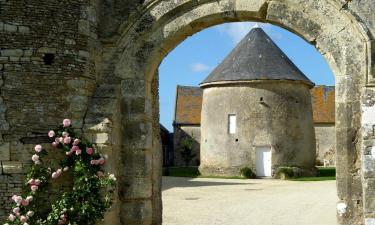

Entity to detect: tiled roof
[311,86,335,123]
[174,86,203,125]
[174,85,335,125]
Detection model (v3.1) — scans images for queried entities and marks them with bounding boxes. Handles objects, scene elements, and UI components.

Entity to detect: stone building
[160,124,173,167]
[0,0,374,224]
[199,27,316,177]
[172,86,202,166]
[311,86,336,166]
[173,85,336,168]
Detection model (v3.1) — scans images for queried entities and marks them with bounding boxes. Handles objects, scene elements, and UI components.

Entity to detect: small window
[228,114,236,134]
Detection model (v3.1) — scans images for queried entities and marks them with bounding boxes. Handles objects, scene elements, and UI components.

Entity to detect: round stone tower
[199,26,316,178]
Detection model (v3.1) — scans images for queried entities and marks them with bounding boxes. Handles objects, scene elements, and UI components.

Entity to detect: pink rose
[31,154,39,162]
[24,223,29,225]
[34,144,42,152]
[75,149,82,155]
[56,169,62,174]
[26,196,33,202]
[73,139,80,146]
[86,148,93,155]
[52,142,58,147]
[90,160,96,165]
[98,158,105,165]
[11,195,17,201]
[34,179,41,185]
[71,146,79,151]
[62,132,69,137]
[28,179,35,185]
[58,137,64,143]
[63,137,71,144]
[8,214,16,221]
[31,185,38,192]
[20,215,27,222]
[65,151,73,156]
[12,207,20,214]
[26,211,34,217]
[52,172,59,179]
[14,196,22,205]
[63,119,71,127]
[21,199,29,206]
[63,166,69,172]
[48,130,55,138]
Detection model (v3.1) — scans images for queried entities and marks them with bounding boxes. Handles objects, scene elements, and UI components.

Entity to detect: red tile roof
[174,86,203,125]
[310,86,335,123]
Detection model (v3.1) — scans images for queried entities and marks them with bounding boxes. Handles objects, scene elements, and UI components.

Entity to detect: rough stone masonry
[0,0,374,225]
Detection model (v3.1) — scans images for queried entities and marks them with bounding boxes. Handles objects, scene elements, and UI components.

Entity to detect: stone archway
[86,1,373,224]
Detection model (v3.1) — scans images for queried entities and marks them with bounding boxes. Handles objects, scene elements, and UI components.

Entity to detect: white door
[256,147,272,177]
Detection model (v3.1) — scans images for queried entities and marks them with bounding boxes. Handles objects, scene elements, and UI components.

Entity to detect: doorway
[256,146,272,177]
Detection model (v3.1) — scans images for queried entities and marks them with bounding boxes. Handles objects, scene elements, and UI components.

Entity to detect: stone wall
[315,123,336,166]
[0,0,100,221]
[173,125,200,167]
[199,81,316,177]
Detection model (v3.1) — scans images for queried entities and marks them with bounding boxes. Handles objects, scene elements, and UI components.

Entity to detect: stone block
[9,57,19,62]
[2,161,23,174]
[18,26,29,34]
[0,22,3,31]
[78,19,90,35]
[65,39,76,45]
[1,49,23,57]
[3,24,17,32]
[118,176,152,199]
[266,1,321,42]
[23,49,33,57]
[122,121,152,149]
[37,47,56,54]
[0,143,10,161]
[121,79,146,97]
[120,149,152,177]
[120,199,152,225]
[235,0,267,18]
[92,133,111,144]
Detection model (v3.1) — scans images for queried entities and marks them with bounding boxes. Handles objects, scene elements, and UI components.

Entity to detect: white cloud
[216,22,281,43]
[190,63,213,73]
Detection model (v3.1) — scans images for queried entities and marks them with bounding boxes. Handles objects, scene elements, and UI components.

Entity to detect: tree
[180,135,196,167]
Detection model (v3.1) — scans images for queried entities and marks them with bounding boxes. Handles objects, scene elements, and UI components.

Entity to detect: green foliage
[240,167,256,179]
[180,136,196,166]
[276,167,295,179]
[4,120,116,225]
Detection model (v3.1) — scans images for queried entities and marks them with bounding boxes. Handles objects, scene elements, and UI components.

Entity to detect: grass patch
[164,166,336,181]
[165,167,244,179]
[166,167,200,178]
[291,167,336,181]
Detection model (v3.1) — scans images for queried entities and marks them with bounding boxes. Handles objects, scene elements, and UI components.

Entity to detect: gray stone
[0,143,10,161]
[1,49,23,57]
[3,24,17,32]
[2,161,23,174]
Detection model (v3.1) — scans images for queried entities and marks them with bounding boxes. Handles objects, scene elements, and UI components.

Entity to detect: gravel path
[162,177,337,225]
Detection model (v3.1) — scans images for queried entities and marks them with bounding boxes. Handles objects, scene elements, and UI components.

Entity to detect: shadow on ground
[162,176,254,191]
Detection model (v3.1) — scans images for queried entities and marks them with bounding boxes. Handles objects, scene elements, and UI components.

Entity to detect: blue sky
[159,22,335,131]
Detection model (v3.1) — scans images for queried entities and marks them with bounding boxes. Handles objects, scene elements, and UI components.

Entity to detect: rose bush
[3,119,116,225]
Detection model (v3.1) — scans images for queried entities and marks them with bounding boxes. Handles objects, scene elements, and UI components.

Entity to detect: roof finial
[253,23,260,29]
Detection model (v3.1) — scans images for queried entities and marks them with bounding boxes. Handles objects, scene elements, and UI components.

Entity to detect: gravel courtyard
[162,177,337,225]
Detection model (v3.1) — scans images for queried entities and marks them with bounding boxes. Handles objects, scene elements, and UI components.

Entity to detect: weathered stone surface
[2,161,23,174]
[0,143,10,161]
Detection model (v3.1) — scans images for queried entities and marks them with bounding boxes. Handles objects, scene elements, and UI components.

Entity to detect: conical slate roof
[200,27,314,87]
